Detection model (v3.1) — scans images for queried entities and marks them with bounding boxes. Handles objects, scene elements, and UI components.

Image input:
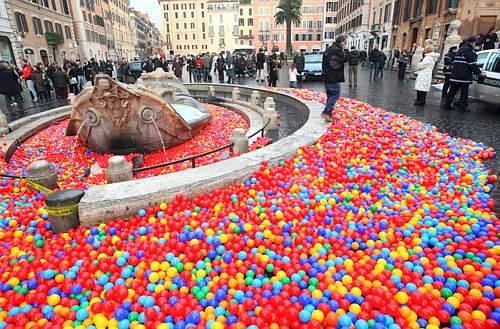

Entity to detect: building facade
[0,0,19,65]
[159,0,209,56]
[69,0,110,61]
[109,0,134,59]
[391,0,499,53]
[7,0,77,65]
[207,0,239,53]
[238,0,253,47]
[336,0,371,51]
[323,1,338,50]
[369,0,396,50]
[253,0,325,53]
[130,9,163,59]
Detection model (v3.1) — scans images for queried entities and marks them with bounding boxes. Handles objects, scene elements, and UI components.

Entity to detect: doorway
[40,50,49,66]
[411,27,419,47]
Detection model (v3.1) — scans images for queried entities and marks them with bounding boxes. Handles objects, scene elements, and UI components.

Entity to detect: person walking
[74,60,85,90]
[21,59,38,102]
[348,47,359,87]
[195,56,204,83]
[32,63,48,102]
[444,36,484,112]
[216,54,226,83]
[482,27,498,50]
[188,57,196,83]
[225,51,235,84]
[413,46,440,106]
[441,46,457,99]
[256,49,266,82]
[53,66,69,100]
[202,53,211,82]
[0,61,24,108]
[359,50,367,66]
[288,63,298,88]
[377,50,387,78]
[397,50,409,80]
[369,45,380,80]
[391,48,400,70]
[173,56,183,80]
[267,54,280,87]
[105,60,114,78]
[67,64,79,95]
[293,51,305,84]
[321,35,349,122]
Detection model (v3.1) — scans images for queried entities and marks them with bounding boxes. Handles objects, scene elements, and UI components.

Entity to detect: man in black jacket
[444,36,484,111]
[321,35,349,122]
[482,27,498,50]
[0,61,23,108]
[441,46,457,99]
[369,45,380,80]
[348,47,359,87]
[256,49,266,82]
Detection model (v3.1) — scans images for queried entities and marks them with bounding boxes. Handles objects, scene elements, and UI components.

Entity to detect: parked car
[302,53,323,81]
[470,49,500,106]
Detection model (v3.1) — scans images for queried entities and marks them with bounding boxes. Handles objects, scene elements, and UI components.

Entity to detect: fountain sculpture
[66,73,211,154]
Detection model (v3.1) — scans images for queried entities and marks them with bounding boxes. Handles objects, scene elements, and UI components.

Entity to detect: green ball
[128,311,139,322]
[265,264,274,272]
[35,239,45,248]
[441,287,453,298]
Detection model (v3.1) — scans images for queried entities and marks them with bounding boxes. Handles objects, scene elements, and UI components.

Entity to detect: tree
[274,0,302,55]
[45,32,64,64]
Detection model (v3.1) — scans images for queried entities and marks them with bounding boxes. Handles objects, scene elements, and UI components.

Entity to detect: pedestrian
[21,59,38,102]
[377,50,387,78]
[321,35,350,122]
[85,58,98,85]
[256,48,266,82]
[293,51,305,84]
[441,46,457,99]
[482,27,498,50]
[202,53,211,82]
[120,59,130,84]
[409,42,417,67]
[397,49,409,80]
[359,49,367,66]
[67,64,79,94]
[444,36,484,112]
[32,63,48,102]
[216,54,225,83]
[413,45,440,106]
[74,60,85,90]
[225,51,235,84]
[105,60,114,78]
[348,46,359,87]
[369,45,380,80]
[53,65,69,100]
[116,59,123,82]
[172,56,183,80]
[288,63,298,88]
[0,61,24,107]
[195,56,204,83]
[267,54,280,87]
[391,48,400,70]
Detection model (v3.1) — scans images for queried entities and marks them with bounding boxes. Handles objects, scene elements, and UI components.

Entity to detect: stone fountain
[66,73,211,154]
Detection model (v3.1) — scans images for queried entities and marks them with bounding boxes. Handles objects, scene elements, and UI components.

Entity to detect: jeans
[348,65,358,85]
[289,81,297,88]
[26,79,38,101]
[323,82,341,116]
[196,68,203,82]
[204,68,210,81]
[77,75,85,91]
[369,62,379,80]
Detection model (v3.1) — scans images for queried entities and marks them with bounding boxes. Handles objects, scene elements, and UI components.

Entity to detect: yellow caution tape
[24,178,53,194]
[45,204,80,216]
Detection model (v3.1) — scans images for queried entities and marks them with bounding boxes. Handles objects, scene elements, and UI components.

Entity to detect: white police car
[470,49,500,105]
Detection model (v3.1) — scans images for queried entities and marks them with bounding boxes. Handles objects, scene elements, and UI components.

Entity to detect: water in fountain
[151,118,166,154]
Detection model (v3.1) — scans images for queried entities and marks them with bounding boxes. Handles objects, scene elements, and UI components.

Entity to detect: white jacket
[414,52,440,92]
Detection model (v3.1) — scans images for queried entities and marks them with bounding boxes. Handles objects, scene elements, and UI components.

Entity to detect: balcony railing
[371,24,380,32]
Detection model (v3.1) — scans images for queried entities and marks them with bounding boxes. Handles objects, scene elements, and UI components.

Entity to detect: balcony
[370,24,380,32]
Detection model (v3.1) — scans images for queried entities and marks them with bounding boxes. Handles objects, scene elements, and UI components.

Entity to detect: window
[61,0,70,15]
[413,0,422,18]
[240,9,243,16]
[176,34,180,40]
[55,23,63,37]
[249,8,252,15]
[302,34,306,41]
[32,17,43,35]
[191,23,195,29]
[184,23,187,29]
[476,52,489,69]
[317,34,321,41]
[295,34,299,41]
[404,0,411,21]
[317,20,322,29]
[393,0,401,25]
[175,12,178,19]
[308,34,312,41]
[326,16,333,24]
[191,12,195,18]
[44,20,54,33]
[239,18,244,26]
[176,23,179,29]
[15,12,29,33]
[183,12,186,18]
[193,33,196,40]
[426,0,437,14]
[248,18,253,26]
[487,53,500,73]
[384,4,391,23]
[51,0,56,10]
[185,34,188,40]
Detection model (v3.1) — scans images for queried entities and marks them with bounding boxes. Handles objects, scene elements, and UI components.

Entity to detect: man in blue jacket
[321,35,350,122]
[443,36,484,111]
[441,46,457,99]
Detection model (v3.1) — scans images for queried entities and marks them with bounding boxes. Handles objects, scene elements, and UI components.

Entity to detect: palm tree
[274,0,302,55]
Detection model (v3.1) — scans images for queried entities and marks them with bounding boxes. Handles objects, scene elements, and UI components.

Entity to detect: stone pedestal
[251,91,260,107]
[208,86,216,99]
[232,88,240,102]
[263,108,279,131]
[45,189,84,233]
[106,156,133,183]
[264,97,276,111]
[28,160,59,191]
[230,128,249,155]
[0,113,8,136]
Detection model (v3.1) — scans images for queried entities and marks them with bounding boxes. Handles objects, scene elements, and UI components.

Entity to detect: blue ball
[76,308,89,321]
[299,310,311,323]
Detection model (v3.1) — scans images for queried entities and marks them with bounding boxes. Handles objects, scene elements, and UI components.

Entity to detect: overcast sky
[130,0,161,28]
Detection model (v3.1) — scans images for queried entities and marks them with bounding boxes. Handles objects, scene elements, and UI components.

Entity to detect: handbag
[69,77,78,85]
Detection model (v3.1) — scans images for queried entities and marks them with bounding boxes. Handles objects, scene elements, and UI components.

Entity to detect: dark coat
[293,54,305,72]
[348,50,360,65]
[450,43,481,84]
[369,49,380,62]
[482,32,498,50]
[0,66,21,94]
[443,51,456,77]
[173,60,183,76]
[53,70,69,88]
[378,52,387,65]
[322,42,349,83]
[256,52,265,69]
[32,69,46,92]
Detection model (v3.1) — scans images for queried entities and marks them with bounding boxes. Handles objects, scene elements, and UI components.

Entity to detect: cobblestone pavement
[2,65,498,204]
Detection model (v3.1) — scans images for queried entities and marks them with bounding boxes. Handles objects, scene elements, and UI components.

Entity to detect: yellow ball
[149,272,160,283]
[471,310,486,321]
[349,304,361,315]
[47,294,60,306]
[159,203,168,210]
[93,314,108,328]
[211,322,224,329]
[394,291,409,304]
[311,309,324,322]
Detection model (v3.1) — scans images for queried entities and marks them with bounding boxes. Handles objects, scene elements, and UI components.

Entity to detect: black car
[302,53,323,81]
[127,61,143,84]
